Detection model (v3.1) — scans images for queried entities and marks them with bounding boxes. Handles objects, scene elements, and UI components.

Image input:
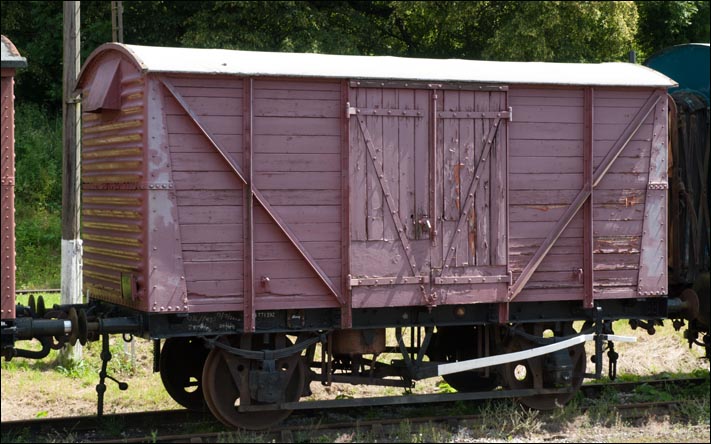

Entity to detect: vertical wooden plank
[583,87,594,308]
[475,92,490,265]
[351,87,367,240]
[366,88,384,240]
[499,89,510,320]
[341,80,352,328]
[398,89,416,239]
[442,91,459,268]
[383,88,399,241]
[243,78,255,332]
[414,90,430,240]
[457,91,476,266]
[443,91,460,222]
[491,91,507,266]
[431,90,442,269]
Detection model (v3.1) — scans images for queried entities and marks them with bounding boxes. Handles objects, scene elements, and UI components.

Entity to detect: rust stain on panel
[525,204,567,211]
[468,207,477,261]
[453,163,462,211]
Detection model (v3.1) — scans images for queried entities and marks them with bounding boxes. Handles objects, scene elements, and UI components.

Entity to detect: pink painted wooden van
[76,44,676,330]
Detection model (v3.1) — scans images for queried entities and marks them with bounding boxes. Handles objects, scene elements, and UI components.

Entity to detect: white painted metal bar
[436,333,636,376]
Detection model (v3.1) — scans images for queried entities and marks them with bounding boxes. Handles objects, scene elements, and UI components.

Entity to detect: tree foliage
[484,1,639,62]
[636,1,710,58]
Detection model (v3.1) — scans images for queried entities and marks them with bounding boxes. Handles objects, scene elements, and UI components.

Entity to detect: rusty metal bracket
[438,110,510,119]
[82,181,173,190]
[434,275,510,285]
[422,285,438,309]
[350,107,425,118]
[648,182,668,190]
[349,276,430,288]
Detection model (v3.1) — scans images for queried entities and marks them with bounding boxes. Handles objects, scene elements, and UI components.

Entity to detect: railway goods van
[6,42,705,430]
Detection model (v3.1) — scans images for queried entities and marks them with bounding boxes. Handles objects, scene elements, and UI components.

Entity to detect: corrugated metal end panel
[81,58,146,308]
[1,74,16,320]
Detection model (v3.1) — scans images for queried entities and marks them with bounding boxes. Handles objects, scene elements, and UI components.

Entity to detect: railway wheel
[159,337,210,411]
[202,334,306,430]
[427,326,499,392]
[501,323,586,410]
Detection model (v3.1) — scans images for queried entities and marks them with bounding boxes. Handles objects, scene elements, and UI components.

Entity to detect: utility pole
[111,1,124,43]
[61,0,82,363]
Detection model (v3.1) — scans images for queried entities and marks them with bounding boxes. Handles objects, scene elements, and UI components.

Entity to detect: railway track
[2,377,707,443]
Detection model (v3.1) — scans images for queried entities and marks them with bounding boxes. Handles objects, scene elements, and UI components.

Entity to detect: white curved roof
[93,43,678,88]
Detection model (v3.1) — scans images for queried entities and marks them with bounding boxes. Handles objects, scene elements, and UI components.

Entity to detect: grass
[13,103,63,290]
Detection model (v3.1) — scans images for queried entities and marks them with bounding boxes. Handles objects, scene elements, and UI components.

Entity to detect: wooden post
[111,1,124,43]
[61,0,82,363]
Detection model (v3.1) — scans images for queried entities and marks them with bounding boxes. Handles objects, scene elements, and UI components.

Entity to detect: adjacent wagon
[1,35,27,322]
